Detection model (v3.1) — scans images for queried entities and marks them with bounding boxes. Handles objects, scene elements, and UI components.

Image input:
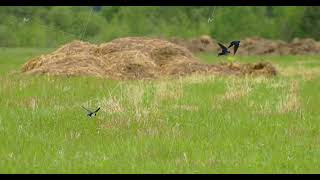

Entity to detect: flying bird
[81,106,100,118]
[228,40,240,55]
[217,42,230,56]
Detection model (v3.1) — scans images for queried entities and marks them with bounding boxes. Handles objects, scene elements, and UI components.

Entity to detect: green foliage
[299,6,320,40]
[0,6,317,47]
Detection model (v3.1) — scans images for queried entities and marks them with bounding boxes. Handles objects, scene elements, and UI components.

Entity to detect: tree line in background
[0,6,318,48]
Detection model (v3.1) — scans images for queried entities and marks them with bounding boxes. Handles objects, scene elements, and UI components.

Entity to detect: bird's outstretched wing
[228,42,234,48]
[218,42,228,51]
[94,107,101,113]
[81,106,92,113]
[233,45,239,55]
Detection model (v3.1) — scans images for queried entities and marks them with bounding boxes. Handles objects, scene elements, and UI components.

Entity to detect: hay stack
[238,37,320,55]
[236,37,283,55]
[289,38,320,55]
[22,37,202,80]
[21,37,277,80]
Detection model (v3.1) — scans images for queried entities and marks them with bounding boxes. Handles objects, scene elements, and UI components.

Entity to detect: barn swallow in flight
[81,106,100,118]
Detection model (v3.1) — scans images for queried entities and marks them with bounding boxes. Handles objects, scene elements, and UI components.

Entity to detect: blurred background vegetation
[0,6,318,48]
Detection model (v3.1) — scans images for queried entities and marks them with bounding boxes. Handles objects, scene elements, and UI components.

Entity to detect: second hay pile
[170,35,320,55]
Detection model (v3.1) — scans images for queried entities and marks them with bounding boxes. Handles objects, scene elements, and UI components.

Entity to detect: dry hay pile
[21,37,277,80]
[237,37,287,55]
[170,35,320,55]
[289,38,320,55]
[238,37,320,55]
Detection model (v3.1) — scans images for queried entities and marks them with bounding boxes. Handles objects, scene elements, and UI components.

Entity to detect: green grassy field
[0,48,320,173]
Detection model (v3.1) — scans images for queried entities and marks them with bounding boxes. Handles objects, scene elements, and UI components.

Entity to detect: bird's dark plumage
[228,40,240,55]
[82,106,100,118]
[217,42,230,56]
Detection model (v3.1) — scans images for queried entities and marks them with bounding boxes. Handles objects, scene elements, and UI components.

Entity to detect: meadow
[0,48,320,173]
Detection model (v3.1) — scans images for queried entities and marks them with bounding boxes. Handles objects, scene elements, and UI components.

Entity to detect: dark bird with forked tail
[81,106,100,118]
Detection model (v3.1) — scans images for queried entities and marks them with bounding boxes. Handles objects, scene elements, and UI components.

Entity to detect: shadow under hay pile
[21,37,277,80]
